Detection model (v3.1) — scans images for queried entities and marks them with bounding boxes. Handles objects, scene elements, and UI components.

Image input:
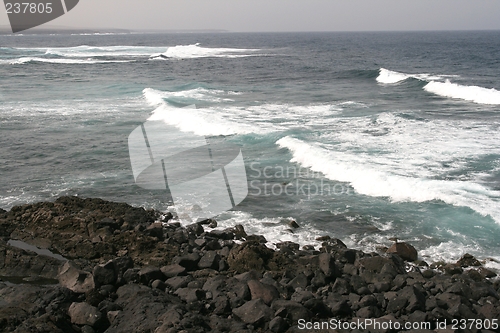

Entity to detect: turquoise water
[1,31,500,268]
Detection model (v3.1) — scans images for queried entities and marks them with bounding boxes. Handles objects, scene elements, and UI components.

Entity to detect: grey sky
[2,0,500,32]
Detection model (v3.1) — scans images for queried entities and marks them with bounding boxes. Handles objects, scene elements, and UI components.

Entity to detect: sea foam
[143,87,273,136]
[424,80,500,105]
[44,45,168,57]
[4,57,131,65]
[153,43,261,59]
[377,68,500,105]
[276,136,500,223]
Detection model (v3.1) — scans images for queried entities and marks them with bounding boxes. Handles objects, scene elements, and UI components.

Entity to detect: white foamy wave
[142,88,344,135]
[378,68,500,105]
[154,43,261,59]
[424,80,500,105]
[3,57,131,65]
[148,104,271,136]
[376,68,445,84]
[276,136,500,223]
[376,68,410,84]
[419,241,482,263]
[211,211,325,250]
[43,45,168,57]
[142,87,235,106]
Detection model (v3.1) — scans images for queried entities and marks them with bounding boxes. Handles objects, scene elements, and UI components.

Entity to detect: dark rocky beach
[0,196,499,333]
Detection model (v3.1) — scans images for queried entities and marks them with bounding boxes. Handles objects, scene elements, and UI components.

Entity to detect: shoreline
[1,196,499,332]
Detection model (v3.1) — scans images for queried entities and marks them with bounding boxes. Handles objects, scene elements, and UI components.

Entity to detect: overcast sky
[2,0,500,32]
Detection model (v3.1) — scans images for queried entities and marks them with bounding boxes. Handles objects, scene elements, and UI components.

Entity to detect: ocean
[1,31,499,270]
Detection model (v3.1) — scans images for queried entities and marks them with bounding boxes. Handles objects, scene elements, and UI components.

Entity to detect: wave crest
[276,136,500,223]
[424,80,500,105]
[378,68,500,105]
[1,57,131,65]
[152,43,261,59]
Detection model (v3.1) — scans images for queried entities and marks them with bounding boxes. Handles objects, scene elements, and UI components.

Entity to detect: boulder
[318,253,338,277]
[68,302,102,326]
[58,261,95,293]
[171,253,200,271]
[232,299,273,326]
[175,288,205,303]
[271,300,312,322]
[144,222,164,239]
[478,266,497,278]
[457,253,481,267]
[93,261,117,287]
[198,251,220,269]
[247,280,279,305]
[165,275,193,290]
[227,240,274,273]
[386,242,418,261]
[160,264,186,278]
[138,266,164,285]
[269,316,288,333]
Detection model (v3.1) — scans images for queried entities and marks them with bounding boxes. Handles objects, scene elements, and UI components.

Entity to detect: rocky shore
[0,196,499,333]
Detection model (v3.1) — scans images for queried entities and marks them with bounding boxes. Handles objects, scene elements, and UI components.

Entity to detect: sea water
[1,31,499,269]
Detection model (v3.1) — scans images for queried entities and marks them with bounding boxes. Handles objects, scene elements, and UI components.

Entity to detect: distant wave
[424,80,500,105]
[276,136,500,223]
[142,87,271,136]
[376,68,445,84]
[4,44,264,62]
[1,57,131,65]
[44,45,167,57]
[377,68,500,105]
[150,43,261,59]
[142,87,237,105]
[147,104,263,136]
[141,87,348,136]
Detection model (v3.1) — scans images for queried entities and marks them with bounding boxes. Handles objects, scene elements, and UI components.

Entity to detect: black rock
[399,285,426,312]
[356,305,382,318]
[172,253,200,271]
[457,253,482,267]
[111,256,134,284]
[478,266,497,278]
[175,288,205,303]
[165,275,194,290]
[248,279,279,305]
[186,223,204,236]
[331,278,351,295]
[151,279,166,291]
[198,251,220,269]
[269,316,288,333]
[97,217,120,230]
[436,292,462,309]
[287,272,309,290]
[208,229,235,240]
[138,266,164,285]
[93,261,117,287]
[386,294,408,313]
[318,253,338,278]
[212,295,230,315]
[232,299,273,326]
[144,222,164,240]
[386,242,418,261]
[68,302,103,327]
[122,268,140,284]
[160,264,186,278]
[328,300,352,317]
[271,299,312,322]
